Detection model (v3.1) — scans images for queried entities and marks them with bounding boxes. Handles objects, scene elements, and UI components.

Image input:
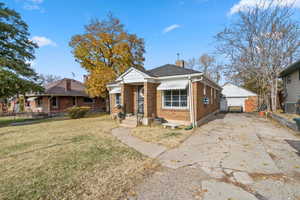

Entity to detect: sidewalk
[112,127,167,158]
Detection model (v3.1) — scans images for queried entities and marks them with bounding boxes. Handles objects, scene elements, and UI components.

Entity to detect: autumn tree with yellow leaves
[70,14,145,98]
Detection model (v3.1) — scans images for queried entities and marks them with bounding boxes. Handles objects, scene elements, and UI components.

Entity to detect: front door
[137,86,144,114]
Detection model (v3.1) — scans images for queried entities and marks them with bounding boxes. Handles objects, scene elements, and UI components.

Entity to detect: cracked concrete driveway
[134,113,300,200]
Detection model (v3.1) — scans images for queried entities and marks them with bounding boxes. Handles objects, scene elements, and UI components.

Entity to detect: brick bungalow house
[107,61,222,127]
[26,78,106,113]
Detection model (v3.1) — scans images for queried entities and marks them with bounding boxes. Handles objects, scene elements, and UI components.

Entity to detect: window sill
[162,107,189,111]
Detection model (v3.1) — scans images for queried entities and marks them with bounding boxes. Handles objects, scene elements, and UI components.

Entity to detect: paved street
[135,113,300,200]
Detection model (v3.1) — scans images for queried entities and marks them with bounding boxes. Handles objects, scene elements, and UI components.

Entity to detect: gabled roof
[35,78,89,97]
[222,83,257,97]
[146,64,201,77]
[279,60,300,77]
[116,67,152,82]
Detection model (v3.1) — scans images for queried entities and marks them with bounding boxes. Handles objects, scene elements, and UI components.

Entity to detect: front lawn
[131,126,194,148]
[0,116,36,127]
[0,115,157,200]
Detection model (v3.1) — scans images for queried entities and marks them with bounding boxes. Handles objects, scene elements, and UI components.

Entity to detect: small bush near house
[67,106,90,119]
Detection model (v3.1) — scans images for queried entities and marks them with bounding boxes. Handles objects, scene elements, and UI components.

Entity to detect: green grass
[0,116,36,127]
[0,115,156,200]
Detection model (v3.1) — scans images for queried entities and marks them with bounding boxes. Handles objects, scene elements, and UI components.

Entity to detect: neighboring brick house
[26,78,106,113]
[220,83,258,112]
[107,61,222,127]
[279,60,300,114]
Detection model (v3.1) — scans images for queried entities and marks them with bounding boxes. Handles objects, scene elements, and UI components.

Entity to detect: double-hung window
[52,97,58,108]
[163,89,188,109]
[72,97,77,106]
[83,97,94,103]
[115,94,121,105]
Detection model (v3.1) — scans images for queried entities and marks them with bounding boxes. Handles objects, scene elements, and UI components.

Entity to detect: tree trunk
[270,77,278,112]
[274,78,278,111]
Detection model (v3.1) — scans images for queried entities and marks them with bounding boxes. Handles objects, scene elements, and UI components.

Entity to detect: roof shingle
[41,78,88,97]
[146,64,201,77]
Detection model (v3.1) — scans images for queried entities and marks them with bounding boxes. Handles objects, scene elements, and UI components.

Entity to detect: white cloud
[163,24,181,34]
[23,4,40,10]
[20,0,44,11]
[229,0,300,15]
[31,36,57,47]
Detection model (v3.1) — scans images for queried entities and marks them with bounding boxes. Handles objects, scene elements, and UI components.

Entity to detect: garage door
[226,97,247,112]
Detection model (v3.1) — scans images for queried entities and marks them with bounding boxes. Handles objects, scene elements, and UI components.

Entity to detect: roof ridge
[45,79,64,90]
[45,78,84,90]
[147,64,201,73]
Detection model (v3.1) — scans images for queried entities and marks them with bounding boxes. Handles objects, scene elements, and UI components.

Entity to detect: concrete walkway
[112,127,167,158]
[133,114,300,200]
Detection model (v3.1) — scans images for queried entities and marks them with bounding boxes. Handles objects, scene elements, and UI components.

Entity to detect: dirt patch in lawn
[0,115,158,200]
[131,126,194,148]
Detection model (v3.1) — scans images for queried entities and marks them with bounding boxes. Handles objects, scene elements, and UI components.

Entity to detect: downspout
[188,76,195,127]
[192,76,204,128]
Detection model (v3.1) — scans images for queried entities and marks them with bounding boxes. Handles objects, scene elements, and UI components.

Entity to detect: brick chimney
[175,60,185,68]
[66,79,71,91]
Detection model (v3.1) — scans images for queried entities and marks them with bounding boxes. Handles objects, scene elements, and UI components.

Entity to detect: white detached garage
[221,83,257,112]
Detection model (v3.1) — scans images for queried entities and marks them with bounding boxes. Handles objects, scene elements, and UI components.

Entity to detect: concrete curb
[269,113,299,133]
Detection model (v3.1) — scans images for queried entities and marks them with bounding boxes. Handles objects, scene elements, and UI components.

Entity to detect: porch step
[120,118,138,128]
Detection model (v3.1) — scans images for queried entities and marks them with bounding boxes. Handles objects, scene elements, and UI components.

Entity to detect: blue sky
[3,0,300,81]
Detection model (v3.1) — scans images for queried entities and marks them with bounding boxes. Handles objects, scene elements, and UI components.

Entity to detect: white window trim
[115,94,121,105]
[162,89,189,110]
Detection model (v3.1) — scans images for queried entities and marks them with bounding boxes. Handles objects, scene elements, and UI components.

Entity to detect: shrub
[67,106,90,119]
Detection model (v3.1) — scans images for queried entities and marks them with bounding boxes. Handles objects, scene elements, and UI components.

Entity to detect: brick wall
[28,96,105,113]
[156,90,190,122]
[144,82,158,118]
[77,97,106,111]
[245,96,258,112]
[110,94,122,115]
[42,97,49,112]
[193,82,220,122]
[121,84,135,114]
[132,86,138,114]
